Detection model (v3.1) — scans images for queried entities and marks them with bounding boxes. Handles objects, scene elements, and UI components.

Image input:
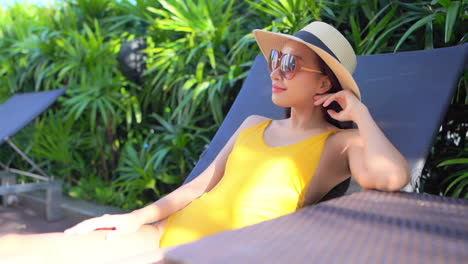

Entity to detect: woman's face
[270,40,331,108]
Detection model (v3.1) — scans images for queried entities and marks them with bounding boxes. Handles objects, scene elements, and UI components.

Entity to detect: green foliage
[144,0,252,125]
[393,0,466,51]
[0,0,466,210]
[115,139,161,210]
[68,173,123,206]
[31,112,86,182]
[148,112,213,177]
[246,0,325,33]
[438,154,468,198]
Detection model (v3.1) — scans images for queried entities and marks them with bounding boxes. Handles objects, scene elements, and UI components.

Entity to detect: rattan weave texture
[164,190,468,264]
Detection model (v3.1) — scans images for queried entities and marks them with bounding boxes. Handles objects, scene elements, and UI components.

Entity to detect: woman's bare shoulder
[333,128,360,141]
[239,115,270,129]
[227,115,270,141]
[330,128,362,155]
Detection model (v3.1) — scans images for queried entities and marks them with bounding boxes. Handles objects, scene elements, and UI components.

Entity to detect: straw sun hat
[253,21,361,101]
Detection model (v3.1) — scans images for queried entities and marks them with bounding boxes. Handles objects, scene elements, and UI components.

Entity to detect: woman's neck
[285,106,330,131]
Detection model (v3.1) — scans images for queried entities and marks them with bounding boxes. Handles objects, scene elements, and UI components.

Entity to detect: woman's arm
[346,104,410,191]
[314,90,410,191]
[131,115,268,224]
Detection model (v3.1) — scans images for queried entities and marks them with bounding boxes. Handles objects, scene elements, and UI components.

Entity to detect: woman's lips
[272,85,286,93]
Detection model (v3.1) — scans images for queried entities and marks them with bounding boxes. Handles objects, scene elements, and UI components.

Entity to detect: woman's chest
[218,129,346,207]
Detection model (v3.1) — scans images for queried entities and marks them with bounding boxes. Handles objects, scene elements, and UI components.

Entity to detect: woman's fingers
[327,109,342,120]
[314,90,361,122]
[313,94,331,105]
[323,93,339,107]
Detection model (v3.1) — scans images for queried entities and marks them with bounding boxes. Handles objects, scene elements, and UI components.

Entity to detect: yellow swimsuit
[159,119,341,248]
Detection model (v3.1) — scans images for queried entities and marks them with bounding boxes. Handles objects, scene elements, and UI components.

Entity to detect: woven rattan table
[162,190,467,264]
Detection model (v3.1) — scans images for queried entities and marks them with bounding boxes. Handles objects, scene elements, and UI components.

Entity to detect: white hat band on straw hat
[253,21,361,101]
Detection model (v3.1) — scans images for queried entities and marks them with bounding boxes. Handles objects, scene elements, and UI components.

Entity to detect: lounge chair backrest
[0,89,66,144]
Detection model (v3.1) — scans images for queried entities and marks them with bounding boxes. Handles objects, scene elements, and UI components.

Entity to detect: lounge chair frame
[0,88,66,221]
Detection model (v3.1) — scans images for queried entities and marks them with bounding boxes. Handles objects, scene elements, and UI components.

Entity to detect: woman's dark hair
[284,55,354,129]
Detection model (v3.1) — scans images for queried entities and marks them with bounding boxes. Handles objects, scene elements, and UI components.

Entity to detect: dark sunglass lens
[269,50,279,72]
[281,54,296,79]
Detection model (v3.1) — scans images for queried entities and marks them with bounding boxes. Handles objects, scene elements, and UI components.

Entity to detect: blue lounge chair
[184,43,467,200]
[0,88,66,221]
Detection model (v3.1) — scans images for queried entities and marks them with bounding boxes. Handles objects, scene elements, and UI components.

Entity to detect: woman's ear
[319,76,332,92]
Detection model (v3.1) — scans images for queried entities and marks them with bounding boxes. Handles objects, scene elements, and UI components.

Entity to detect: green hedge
[0,0,466,210]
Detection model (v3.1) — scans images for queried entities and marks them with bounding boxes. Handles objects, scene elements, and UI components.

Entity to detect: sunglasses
[268,49,323,80]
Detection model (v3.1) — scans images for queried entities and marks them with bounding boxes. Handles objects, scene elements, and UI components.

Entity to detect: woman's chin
[271,96,290,108]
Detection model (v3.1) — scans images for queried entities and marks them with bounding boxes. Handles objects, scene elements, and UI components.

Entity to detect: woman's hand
[313,89,366,122]
[64,213,145,240]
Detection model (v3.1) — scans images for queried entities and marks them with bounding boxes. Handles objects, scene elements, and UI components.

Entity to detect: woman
[0,21,410,263]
